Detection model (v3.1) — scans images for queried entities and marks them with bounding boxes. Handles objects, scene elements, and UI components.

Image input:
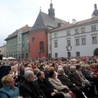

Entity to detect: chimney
[72,19,76,24]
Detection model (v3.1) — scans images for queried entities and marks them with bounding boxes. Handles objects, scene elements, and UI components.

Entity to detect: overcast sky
[0,0,98,46]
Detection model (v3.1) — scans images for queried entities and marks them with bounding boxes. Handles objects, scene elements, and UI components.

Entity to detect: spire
[40,7,41,12]
[94,3,97,10]
[48,0,55,20]
[92,3,98,17]
[50,0,53,8]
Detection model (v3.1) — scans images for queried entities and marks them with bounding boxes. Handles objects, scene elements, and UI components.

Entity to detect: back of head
[2,74,14,85]
[48,70,55,78]
[57,68,64,75]
[70,66,76,71]
[24,70,34,79]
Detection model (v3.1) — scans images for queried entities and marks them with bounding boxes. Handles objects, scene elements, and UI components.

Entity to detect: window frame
[81,37,86,45]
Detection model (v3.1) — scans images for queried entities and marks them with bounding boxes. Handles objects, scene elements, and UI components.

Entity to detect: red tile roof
[50,16,98,32]
[5,25,31,40]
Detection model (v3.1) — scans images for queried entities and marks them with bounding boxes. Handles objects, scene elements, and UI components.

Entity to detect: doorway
[94,48,98,56]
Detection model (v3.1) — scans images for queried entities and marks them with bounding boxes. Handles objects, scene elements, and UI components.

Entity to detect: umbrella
[3,57,8,60]
[70,58,77,62]
[7,57,16,60]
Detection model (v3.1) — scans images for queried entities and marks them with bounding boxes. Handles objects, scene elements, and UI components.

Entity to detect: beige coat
[49,78,73,98]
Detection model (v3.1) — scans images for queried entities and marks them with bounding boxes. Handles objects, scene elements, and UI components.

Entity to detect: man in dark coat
[19,70,46,98]
[69,66,96,97]
[37,71,65,98]
[57,68,86,98]
[81,65,98,91]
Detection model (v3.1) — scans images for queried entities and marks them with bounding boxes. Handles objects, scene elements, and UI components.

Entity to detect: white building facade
[50,16,98,58]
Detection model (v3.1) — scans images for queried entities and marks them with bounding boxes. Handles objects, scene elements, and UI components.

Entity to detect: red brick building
[29,1,68,58]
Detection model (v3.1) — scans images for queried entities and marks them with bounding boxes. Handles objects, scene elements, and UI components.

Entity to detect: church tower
[92,3,98,17]
[48,0,55,20]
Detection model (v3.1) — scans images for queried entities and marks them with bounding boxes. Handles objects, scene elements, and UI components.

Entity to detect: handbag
[69,91,76,98]
[60,89,76,98]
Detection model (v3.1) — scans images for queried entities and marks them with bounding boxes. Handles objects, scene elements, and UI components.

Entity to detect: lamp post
[38,50,41,58]
[66,44,72,59]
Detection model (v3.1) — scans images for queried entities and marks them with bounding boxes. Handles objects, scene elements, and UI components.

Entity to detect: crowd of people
[0,56,98,98]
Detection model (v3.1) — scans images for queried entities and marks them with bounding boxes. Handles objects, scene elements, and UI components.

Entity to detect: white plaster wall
[51,22,98,58]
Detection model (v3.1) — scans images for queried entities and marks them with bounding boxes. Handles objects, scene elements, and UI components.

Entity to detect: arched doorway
[94,48,98,56]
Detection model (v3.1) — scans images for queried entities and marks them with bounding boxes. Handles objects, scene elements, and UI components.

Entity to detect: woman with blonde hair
[0,74,20,98]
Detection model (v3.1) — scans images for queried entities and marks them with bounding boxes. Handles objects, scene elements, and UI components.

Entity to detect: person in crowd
[37,71,65,98]
[81,65,98,92]
[33,68,40,80]
[0,74,20,98]
[57,68,86,98]
[19,65,25,83]
[19,70,46,98]
[63,64,71,76]
[48,69,75,98]
[90,63,98,76]
[69,65,96,97]
[39,64,45,71]
[76,64,96,94]
[44,65,50,78]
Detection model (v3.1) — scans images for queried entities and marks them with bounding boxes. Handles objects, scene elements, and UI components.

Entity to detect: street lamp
[38,50,41,58]
[66,44,72,59]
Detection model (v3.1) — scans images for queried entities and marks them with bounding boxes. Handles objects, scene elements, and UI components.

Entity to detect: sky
[0,0,98,46]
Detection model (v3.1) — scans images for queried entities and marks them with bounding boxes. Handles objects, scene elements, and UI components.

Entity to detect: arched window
[40,41,44,52]
[32,37,35,42]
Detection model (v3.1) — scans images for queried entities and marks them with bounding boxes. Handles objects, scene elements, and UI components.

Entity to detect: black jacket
[58,74,75,88]
[37,78,65,98]
[37,78,55,98]
[19,79,46,98]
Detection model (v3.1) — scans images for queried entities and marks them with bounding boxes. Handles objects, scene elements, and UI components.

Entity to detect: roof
[30,11,68,31]
[0,45,6,48]
[5,25,31,40]
[50,16,98,32]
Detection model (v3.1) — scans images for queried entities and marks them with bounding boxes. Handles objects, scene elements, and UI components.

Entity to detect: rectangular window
[66,30,70,36]
[26,53,28,58]
[40,41,44,52]
[76,52,80,56]
[91,25,96,31]
[92,36,97,44]
[67,40,71,45]
[54,41,58,48]
[54,33,58,38]
[75,29,79,34]
[81,38,86,45]
[22,54,24,58]
[55,53,58,58]
[81,27,85,33]
[32,37,35,42]
[50,45,51,50]
[75,39,80,46]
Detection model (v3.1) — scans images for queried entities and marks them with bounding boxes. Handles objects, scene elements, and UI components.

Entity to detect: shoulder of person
[0,89,10,98]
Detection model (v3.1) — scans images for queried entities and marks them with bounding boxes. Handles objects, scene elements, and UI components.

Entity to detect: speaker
[0,55,3,60]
